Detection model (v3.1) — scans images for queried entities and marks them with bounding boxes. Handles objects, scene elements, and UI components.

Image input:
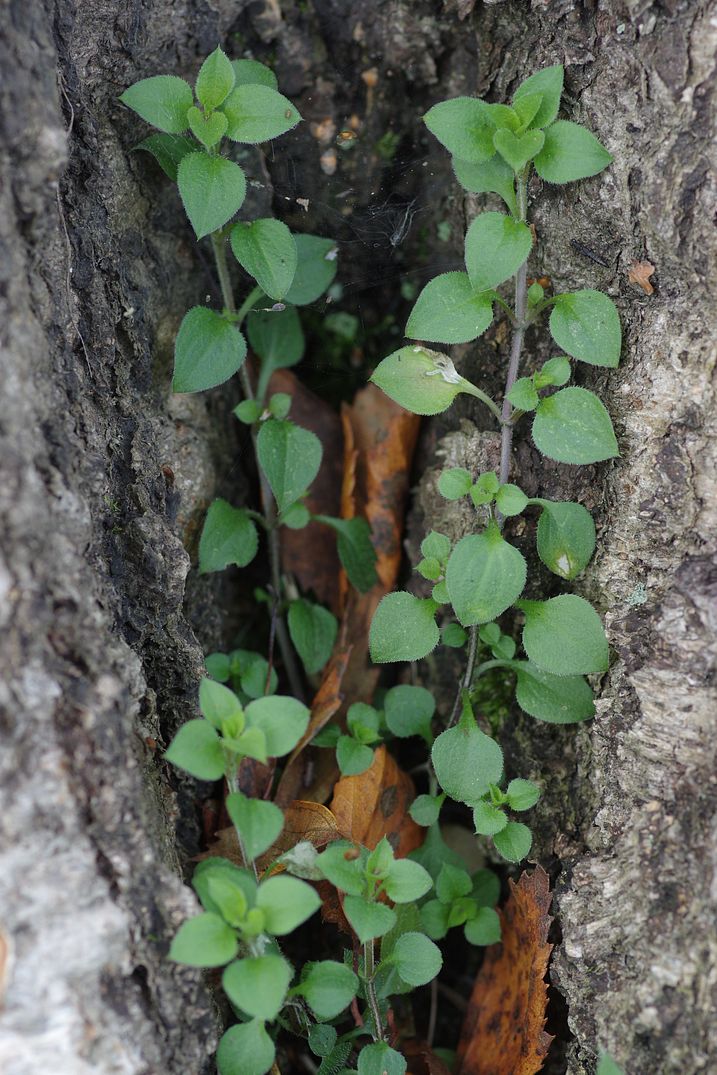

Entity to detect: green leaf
[549,290,621,368]
[222,84,301,143]
[420,899,450,939]
[135,133,195,180]
[493,821,532,862]
[316,841,367,895]
[506,778,541,811]
[298,961,359,1021]
[257,419,322,514]
[473,800,508,836]
[231,727,268,764]
[288,599,338,675]
[438,467,473,500]
[369,592,439,663]
[464,212,532,292]
[308,1023,337,1057]
[495,483,529,517]
[535,120,612,183]
[231,59,278,90]
[196,47,235,110]
[173,306,247,393]
[431,707,503,804]
[217,1020,275,1075]
[442,623,468,648]
[383,858,433,903]
[390,932,442,986]
[268,393,291,419]
[193,859,256,915]
[534,355,572,388]
[358,1044,407,1075]
[199,678,243,729]
[315,515,378,593]
[532,387,618,464]
[371,345,475,416]
[177,152,246,239]
[169,912,237,966]
[535,500,596,579]
[446,527,527,626]
[256,875,321,934]
[409,793,444,827]
[597,1053,625,1075]
[512,92,544,130]
[199,499,258,572]
[343,894,396,942]
[347,702,380,743]
[507,376,539,411]
[187,106,228,148]
[472,868,501,907]
[120,75,193,133]
[248,305,304,382]
[409,823,466,881]
[424,97,496,163]
[284,234,338,305]
[245,695,310,757]
[432,581,449,604]
[421,531,451,562]
[465,906,501,946]
[513,64,564,128]
[230,219,298,300]
[513,661,595,723]
[282,502,310,529]
[235,399,263,425]
[336,735,374,776]
[222,954,291,1020]
[226,792,284,861]
[165,719,224,780]
[206,652,231,681]
[384,684,435,743]
[436,863,472,904]
[493,128,545,173]
[453,155,517,215]
[406,272,493,345]
[518,594,609,676]
[419,556,442,581]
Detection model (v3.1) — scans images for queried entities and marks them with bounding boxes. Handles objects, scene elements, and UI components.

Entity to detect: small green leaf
[532,387,618,464]
[135,133,195,180]
[316,841,367,895]
[424,97,496,162]
[343,895,396,942]
[420,899,450,939]
[222,954,291,1020]
[534,120,612,184]
[438,467,473,500]
[173,307,247,393]
[222,84,301,143]
[495,483,529,517]
[433,581,449,604]
[231,59,278,90]
[390,932,442,986]
[288,599,337,675]
[247,305,305,385]
[217,1020,275,1075]
[358,1043,407,1075]
[431,706,503,804]
[446,527,527,626]
[406,272,493,345]
[256,875,321,934]
[199,499,258,572]
[512,92,544,130]
[453,155,517,215]
[534,355,572,388]
[308,1023,337,1057]
[506,778,541,811]
[235,399,263,424]
[549,290,621,368]
[513,661,595,723]
[337,735,374,776]
[472,868,501,907]
[409,793,444,827]
[493,128,545,173]
[464,906,501,946]
[409,822,466,881]
[513,64,564,128]
[257,419,322,514]
[507,376,539,411]
[384,684,435,742]
[383,858,433,903]
[186,105,228,149]
[473,800,508,836]
[245,695,310,757]
[421,530,451,562]
[230,219,298,300]
[178,152,246,239]
[464,212,533,292]
[298,961,359,1021]
[169,912,238,966]
[282,502,310,529]
[371,345,476,416]
[436,863,472,904]
[225,792,284,861]
[597,1053,625,1075]
[120,75,193,133]
[418,556,442,581]
[493,820,532,862]
[165,719,224,780]
[536,500,596,579]
[369,592,439,663]
[193,859,256,914]
[268,392,292,419]
[314,515,378,592]
[284,234,338,305]
[196,47,235,110]
[442,623,468,648]
[205,652,231,681]
[199,678,243,729]
[518,594,609,676]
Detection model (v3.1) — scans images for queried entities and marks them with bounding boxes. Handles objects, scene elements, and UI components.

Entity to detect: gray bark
[0,1,714,1074]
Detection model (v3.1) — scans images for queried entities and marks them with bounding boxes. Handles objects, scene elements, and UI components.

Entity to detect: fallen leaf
[330,744,423,856]
[627,259,655,295]
[202,799,342,872]
[457,866,553,1075]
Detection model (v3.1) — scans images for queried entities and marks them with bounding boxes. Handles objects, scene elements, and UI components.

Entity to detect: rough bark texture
[0,2,714,1074]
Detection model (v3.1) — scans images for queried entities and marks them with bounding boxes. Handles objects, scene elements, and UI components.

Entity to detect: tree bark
[1,1,714,1074]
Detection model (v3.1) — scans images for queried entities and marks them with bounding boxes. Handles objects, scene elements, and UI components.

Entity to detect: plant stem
[226,768,258,880]
[209,232,305,702]
[363,940,385,1042]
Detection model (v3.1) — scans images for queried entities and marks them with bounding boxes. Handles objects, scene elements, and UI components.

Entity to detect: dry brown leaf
[457,866,554,1075]
[627,259,656,295]
[256,799,342,872]
[330,744,423,856]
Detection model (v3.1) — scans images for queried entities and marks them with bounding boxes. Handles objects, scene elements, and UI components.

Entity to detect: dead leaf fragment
[256,800,342,872]
[457,865,554,1075]
[330,744,423,856]
[627,259,655,295]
